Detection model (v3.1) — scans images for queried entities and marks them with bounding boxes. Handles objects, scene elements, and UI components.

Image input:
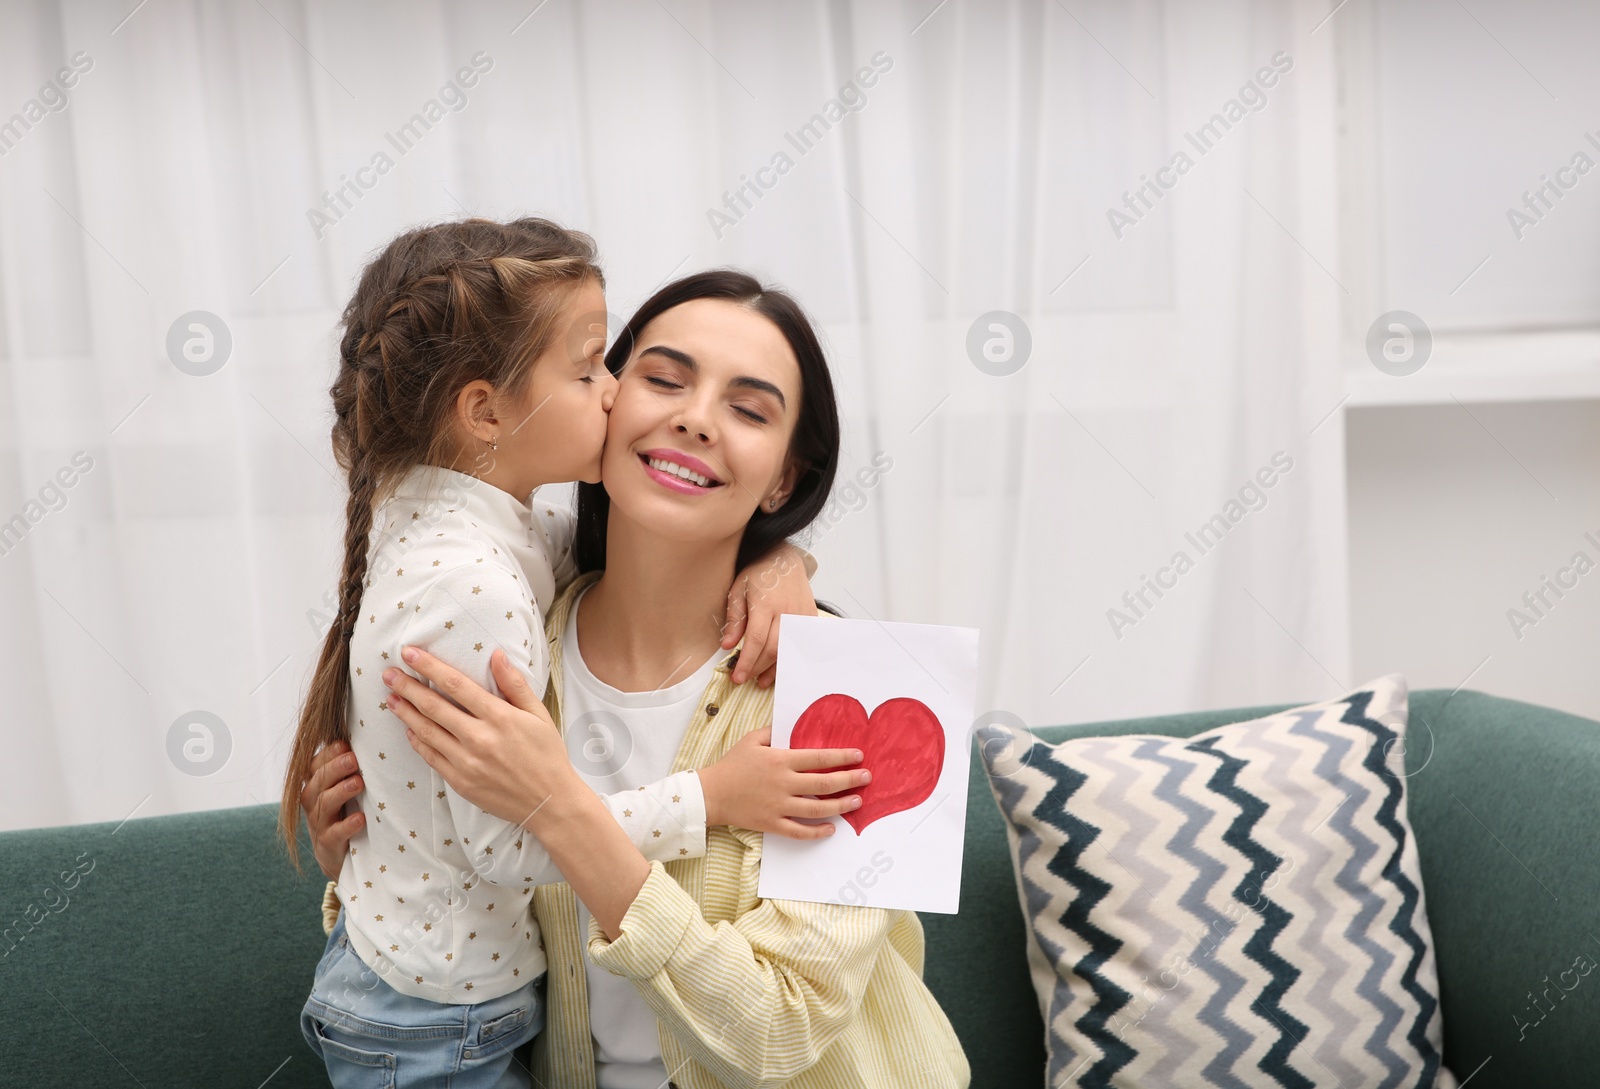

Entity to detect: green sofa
[2,688,1595,1088]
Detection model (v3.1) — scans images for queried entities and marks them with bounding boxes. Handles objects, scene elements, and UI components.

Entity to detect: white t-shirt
[336,464,707,1005]
[559,584,721,1089]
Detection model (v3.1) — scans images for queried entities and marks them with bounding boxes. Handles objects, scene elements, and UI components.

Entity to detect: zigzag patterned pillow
[979,675,1456,1089]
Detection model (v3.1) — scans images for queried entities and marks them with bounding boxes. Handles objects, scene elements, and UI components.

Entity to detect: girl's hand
[697,726,870,840]
[299,740,365,881]
[721,542,817,687]
[383,645,581,828]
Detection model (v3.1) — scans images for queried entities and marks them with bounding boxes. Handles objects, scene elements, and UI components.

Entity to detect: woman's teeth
[647,456,715,487]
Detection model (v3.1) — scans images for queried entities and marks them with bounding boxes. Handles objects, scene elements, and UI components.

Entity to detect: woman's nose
[673,417,712,443]
[670,397,716,443]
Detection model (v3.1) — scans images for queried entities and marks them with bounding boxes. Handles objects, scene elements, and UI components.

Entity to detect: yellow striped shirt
[327,571,970,1089]
[533,574,968,1089]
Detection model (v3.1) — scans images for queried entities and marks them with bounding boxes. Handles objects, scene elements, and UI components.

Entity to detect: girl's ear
[454,379,497,438]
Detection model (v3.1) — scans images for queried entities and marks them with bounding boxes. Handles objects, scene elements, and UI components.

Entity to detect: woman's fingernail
[852,750,864,762]
[401,646,419,663]
[342,755,356,771]
[860,770,872,784]
[382,669,398,686]
[849,796,862,810]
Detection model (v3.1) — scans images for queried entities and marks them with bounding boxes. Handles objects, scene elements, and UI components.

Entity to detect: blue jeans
[301,914,544,1089]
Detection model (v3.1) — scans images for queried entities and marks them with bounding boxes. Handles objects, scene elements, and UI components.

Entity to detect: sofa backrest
[918,689,1600,1089]
[2,689,1595,1088]
[0,804,332,1088]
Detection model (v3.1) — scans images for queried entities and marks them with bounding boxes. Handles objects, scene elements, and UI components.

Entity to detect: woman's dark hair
[574,269,840,573]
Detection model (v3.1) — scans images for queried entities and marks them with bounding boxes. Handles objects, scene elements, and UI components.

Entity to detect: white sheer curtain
[0,0,1349,832]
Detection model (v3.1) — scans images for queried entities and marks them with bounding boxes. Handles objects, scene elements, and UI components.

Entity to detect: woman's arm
[298,668,863,938]
[299,740,366,882]
[400,565,707,882]
[295,716,652,934]
[586,860,893,1088]
[383,647,869,933]
[386,644,650,934]
[386,647,895,1088]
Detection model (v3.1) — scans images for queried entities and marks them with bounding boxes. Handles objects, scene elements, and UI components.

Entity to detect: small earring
[486,436,499,451]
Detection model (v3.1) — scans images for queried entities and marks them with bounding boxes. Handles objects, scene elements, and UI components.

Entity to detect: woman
[305,270,970,1089]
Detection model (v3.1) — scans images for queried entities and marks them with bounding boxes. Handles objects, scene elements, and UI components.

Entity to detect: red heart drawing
[789,693,945,835]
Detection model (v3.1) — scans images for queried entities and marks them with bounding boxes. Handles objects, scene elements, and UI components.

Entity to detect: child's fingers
[722,581,749,649]
[794,792,862,818]
[771,817,838,841]
[733,615,772,684]
[784,746,865,771]
[795,768,871,797]
[756,665,778,688]
[742,616,781,683]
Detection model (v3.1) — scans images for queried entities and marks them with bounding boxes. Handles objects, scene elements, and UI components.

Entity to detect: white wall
[1346,399,1600,722]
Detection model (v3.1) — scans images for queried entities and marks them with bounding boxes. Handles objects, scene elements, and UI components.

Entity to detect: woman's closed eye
[644,374,770,423]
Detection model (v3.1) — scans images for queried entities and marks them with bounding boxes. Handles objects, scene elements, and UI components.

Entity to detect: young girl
[279,218,862,1088]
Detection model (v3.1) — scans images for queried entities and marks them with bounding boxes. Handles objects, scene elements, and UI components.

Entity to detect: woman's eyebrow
[640,344,696,369]
[730,376,786,410]
[638,344,787,410]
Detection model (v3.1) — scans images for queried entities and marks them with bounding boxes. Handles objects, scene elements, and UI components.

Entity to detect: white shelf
[1344,329,1600,407]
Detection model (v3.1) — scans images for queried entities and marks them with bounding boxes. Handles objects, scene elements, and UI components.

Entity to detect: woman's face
[600,297,803,546]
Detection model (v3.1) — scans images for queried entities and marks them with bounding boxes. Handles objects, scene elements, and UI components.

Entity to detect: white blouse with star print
[335,464,707,1006]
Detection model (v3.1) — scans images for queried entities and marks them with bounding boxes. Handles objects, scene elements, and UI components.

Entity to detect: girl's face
[498,279,616,490]
[600,297,803,546]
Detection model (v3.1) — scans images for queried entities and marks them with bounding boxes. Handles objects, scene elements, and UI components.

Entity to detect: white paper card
[756,614,980,914]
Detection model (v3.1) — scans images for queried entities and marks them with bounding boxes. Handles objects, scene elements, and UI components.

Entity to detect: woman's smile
[637,447,726,493]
